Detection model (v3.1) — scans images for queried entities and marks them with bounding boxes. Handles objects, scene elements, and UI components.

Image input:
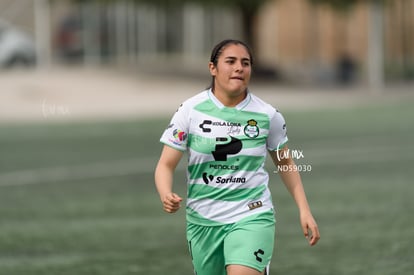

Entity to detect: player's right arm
[154,145,184,213]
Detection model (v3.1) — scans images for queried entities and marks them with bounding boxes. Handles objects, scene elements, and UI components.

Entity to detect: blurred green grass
[0,99,413,275]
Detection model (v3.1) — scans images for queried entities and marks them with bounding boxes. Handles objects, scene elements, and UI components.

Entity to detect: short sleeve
[159,103,189,151]
[266,110,288,151]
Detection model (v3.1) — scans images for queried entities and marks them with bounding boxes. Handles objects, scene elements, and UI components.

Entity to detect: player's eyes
[224,58,250,67]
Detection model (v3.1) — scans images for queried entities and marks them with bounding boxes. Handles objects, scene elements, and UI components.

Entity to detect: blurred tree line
[71,0,387,49]
[57,0,409,91]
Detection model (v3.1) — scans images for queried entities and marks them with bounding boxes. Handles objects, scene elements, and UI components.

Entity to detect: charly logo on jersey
[253,249,265,262]
[202,173,246,185]
[175,103,183,113]
[199,120,241,134]
[283,123,287,137]
[244,119,259,138]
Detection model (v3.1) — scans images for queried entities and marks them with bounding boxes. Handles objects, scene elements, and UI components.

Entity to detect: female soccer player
[155,39,320,275]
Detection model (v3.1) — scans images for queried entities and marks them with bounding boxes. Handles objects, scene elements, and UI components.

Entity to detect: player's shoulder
[178,90,209,110]
[247,92,281,117]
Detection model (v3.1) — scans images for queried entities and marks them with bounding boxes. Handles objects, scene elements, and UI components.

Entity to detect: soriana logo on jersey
[170,129,187,146]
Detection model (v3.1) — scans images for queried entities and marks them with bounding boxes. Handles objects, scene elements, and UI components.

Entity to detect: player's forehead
[220,44,251,61]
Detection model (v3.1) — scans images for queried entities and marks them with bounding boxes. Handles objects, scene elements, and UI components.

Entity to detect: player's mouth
[230,76,244,81]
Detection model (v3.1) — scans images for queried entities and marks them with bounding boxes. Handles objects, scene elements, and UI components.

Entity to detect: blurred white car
[0,20,36,68]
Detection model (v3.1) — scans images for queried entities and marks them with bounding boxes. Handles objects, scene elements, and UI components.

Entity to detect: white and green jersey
[160,89,288,226]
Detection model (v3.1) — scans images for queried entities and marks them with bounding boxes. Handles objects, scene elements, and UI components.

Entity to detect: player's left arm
[268,146,320,246]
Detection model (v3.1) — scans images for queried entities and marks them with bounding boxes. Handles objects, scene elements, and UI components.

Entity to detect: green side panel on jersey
[194,100,270,130]
[188,155,265,179]
[187,184,266,202]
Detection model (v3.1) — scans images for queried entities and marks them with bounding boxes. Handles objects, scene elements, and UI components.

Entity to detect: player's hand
[300,212,320,246]
[162,193,183,213]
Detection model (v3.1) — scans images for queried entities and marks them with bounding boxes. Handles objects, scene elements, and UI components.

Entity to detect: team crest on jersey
[244,119,259,138]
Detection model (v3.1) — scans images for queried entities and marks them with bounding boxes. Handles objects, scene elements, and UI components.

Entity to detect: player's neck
[212,88,247,107]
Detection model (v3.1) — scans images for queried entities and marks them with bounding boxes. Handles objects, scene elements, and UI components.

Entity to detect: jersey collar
[207,89,251,110]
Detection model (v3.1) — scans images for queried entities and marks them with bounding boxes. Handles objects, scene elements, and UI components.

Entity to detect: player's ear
[209,62,217,77]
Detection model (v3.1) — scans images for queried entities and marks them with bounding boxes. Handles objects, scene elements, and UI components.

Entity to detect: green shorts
[186,210,275,275]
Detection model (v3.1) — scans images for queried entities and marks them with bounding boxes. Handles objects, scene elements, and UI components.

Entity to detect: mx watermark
[273,142,312,173]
